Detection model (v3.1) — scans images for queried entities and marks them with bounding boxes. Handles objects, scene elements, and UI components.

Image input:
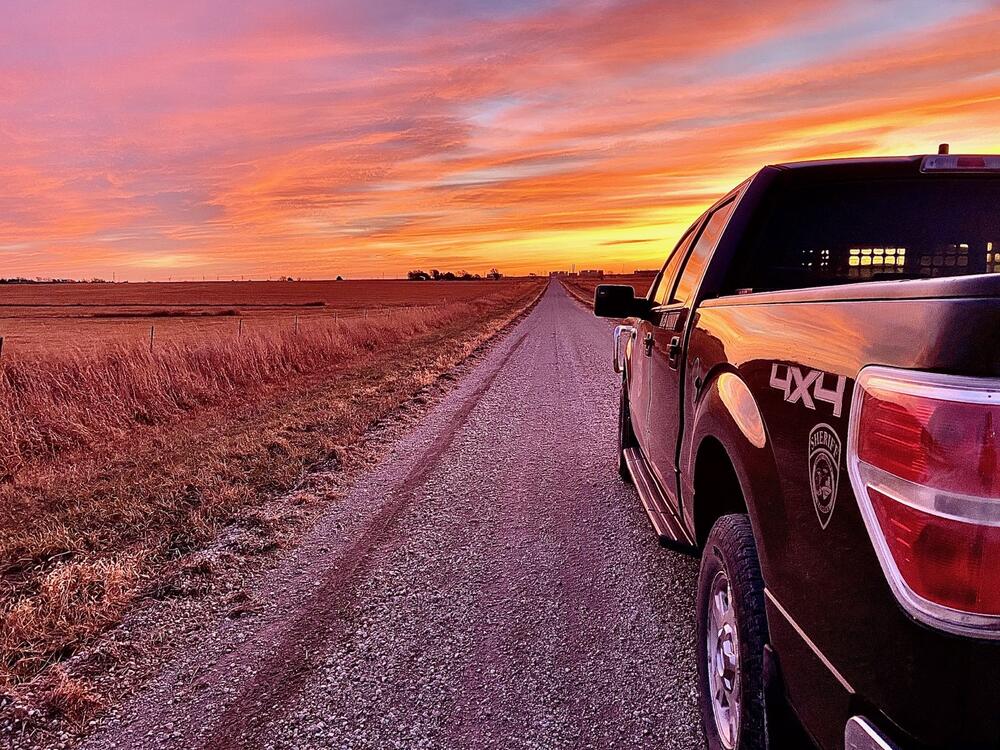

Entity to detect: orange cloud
[0,1,998,279]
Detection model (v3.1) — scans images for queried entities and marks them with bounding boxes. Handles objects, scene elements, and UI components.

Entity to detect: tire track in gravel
[203,332,531,749]
[80,282,705,750]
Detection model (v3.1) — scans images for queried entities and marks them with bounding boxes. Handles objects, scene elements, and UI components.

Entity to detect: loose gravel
[79,283,705,750]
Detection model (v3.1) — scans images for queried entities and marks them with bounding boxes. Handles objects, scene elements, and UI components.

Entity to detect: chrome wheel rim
[707,569,740,749]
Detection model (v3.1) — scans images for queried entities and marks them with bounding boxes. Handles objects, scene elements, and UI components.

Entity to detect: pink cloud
[0,1,998,279]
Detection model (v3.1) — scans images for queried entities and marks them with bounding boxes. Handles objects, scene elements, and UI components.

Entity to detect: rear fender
[682,367,785,581]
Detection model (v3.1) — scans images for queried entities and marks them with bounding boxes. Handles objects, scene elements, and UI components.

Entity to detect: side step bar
[622,448,695,549]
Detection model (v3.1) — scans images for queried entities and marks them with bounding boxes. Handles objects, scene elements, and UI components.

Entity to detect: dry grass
[0,303,500,477]
[33,666,102,725]
[0,279,529,358]
[0,280,543,717]
[3,557,140,679]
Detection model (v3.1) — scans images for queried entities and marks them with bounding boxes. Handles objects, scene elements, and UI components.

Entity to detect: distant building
[548,270,578,277]
[633,269,658,277]
[579,269,604,278]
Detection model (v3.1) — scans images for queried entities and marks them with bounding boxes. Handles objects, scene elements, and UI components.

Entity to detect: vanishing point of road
[84,282,704,750]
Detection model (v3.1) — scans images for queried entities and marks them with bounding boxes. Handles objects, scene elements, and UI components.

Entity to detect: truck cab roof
[767,153,1000,176]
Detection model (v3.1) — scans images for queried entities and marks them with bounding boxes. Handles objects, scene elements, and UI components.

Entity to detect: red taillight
[849,368,1000,636]
[857,389,1000,496]
[957,156,987,169]
[868,488,1000,615]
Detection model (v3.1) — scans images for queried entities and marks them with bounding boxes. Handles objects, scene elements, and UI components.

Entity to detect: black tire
[617,377,635,483]
[696,514,768,750]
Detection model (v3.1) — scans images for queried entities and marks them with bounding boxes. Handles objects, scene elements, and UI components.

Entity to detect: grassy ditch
[0,281,544,722]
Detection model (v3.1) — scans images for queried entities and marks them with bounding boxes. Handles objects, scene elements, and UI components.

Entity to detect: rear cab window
[723,174,1000,295]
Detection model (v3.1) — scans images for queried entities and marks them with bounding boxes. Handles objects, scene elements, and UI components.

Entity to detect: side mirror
[593,284,648,319]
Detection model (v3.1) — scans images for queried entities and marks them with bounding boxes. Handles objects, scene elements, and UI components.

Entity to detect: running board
[622,448,695,549]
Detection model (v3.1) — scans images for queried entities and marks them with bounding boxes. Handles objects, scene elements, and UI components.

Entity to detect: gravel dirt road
[81,282,704,750]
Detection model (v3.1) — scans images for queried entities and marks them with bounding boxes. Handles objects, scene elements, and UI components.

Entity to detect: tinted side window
[652,229,698,305]
[673,200,736,304]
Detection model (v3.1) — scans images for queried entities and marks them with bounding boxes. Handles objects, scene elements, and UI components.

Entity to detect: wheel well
[693,438,747,547]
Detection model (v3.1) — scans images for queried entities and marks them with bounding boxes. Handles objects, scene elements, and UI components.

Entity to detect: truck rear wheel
[696,514,768,750]
[617,377,635,483]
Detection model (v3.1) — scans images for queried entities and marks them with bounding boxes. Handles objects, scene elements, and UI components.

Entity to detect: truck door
[646,199,737,502]
[629,225,700,451]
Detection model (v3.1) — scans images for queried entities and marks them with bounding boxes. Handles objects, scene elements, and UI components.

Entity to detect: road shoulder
[0,285,545,750]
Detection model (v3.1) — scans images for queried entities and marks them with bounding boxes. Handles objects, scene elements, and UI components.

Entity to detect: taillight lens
[868,488,1000,615]
[848,368,1000,637]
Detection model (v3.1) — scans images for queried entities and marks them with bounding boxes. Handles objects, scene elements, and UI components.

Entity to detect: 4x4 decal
[769,364,846,418]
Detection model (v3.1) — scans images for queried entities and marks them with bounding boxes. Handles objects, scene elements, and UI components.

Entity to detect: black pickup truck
[593,153,1000,750]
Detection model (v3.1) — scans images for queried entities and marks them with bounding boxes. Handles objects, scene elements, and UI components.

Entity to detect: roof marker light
[921,154,1000,172]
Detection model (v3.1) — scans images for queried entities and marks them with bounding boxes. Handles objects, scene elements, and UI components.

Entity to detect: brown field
[0,278,544,726]
[0,280,524,358]
[560,274,655,306]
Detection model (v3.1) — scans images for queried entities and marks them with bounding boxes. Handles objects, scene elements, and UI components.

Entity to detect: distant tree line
[0,277,111,284]
[407,268,503,281]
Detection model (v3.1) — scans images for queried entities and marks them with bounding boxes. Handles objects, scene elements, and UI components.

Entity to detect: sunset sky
[2,1,999,281]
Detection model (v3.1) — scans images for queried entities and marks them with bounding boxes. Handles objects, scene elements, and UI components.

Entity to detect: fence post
[149,325,155,352]
[0,336,4,361]
[238,318,244,338]
[294,315,299,334]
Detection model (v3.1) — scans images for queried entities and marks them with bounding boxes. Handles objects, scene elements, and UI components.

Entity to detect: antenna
[938,143,950,155]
